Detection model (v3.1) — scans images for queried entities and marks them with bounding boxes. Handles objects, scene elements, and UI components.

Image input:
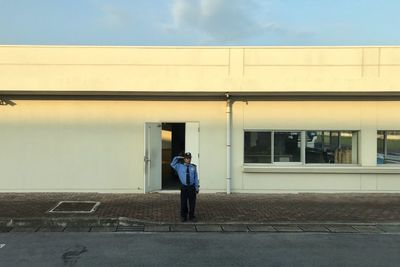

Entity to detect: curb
[2,217,400,228]
[0,217,119,228]
[1,217,400,234]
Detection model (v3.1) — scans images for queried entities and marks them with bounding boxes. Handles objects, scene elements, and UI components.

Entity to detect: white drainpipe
[226,93,232,194]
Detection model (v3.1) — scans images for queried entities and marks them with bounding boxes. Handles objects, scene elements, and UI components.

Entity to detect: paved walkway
[0,193,400,233]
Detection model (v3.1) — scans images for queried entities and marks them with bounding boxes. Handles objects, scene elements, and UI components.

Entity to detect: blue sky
[0,0,399,46]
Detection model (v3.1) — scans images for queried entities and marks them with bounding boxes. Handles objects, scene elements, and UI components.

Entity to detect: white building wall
[1,98,400,193]
[231,100,400,193]
[0,100,226,192]
[2,46,400,193]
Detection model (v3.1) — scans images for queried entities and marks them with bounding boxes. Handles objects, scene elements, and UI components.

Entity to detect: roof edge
[3,90,400,97]
[1,45,400,49]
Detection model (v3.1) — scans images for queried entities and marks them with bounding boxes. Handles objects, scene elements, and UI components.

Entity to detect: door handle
[144,156,151,163]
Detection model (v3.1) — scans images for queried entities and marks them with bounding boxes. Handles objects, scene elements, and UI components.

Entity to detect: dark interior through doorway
[162,123,185,190]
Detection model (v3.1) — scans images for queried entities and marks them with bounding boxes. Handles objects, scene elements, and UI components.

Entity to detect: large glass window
[244,130,359,165]
[377,131,400,164]
[306,131,358,164]
[244,132,271,163]
[274,132,301,163]
[244,131,301,164]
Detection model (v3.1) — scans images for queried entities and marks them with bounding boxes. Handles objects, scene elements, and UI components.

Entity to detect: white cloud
[169,0,278,42]
[168,0,316,44]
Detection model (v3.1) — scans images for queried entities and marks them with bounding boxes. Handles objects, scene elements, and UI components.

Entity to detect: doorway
[162,123,185,190]
[144,122,199,192]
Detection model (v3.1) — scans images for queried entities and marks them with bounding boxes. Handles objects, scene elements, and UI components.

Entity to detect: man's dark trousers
[180,185,196,219]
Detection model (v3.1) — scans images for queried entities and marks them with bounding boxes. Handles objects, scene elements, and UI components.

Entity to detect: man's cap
[184,152,192,158]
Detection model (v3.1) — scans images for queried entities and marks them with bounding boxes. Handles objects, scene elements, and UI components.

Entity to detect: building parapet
[1,45,400,94]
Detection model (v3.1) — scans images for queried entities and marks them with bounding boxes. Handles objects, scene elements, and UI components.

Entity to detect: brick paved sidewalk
[1,193,400,225]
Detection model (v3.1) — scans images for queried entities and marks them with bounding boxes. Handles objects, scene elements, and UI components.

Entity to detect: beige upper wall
[1,45,400,93]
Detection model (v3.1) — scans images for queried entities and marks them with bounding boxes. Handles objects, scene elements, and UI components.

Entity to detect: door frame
[143,121,200,193]
[143,122,162,193]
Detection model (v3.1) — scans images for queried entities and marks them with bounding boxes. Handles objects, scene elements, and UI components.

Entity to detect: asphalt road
[0,232,399,267]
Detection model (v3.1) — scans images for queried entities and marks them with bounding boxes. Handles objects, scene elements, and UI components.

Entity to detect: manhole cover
[48,201,100,214]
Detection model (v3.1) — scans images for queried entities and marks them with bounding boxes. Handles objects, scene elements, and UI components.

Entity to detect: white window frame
[304,130,359,166]
[377,130,400,165]
[243,129,359,166]
[271,130,303,166]
[243,130,303,166]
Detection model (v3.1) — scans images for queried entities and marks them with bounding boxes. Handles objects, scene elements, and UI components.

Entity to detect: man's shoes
[180,217,187,222]
[189,216,197,222]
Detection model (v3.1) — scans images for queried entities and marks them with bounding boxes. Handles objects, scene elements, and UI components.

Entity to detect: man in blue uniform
[170,152,199,222]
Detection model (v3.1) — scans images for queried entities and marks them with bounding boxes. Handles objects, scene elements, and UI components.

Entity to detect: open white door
[144,123,162,193]
[185,122,200,170]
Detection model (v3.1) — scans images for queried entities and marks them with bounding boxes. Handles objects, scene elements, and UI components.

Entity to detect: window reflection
[244,132,271,163]
[377,131,400,164]
[244,130,359,165]
[306,131,357,164]
[274,132,301,163]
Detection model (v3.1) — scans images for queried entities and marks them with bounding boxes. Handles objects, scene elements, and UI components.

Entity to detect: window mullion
[384,131,387,157]
[301,131,306,165]
[271,131,275,164]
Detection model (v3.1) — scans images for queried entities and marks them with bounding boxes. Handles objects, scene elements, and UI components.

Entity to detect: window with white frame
[306,131,358,164]
[274,131,301,163]
[377,131,400,164]
[244,131,300,164]
[244,130,359,165]
[244,132,271,163]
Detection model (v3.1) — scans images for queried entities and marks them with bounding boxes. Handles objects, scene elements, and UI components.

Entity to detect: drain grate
[48,201,100,214]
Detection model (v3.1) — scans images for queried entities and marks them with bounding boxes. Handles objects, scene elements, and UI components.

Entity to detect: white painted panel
[0,100,226,192]
[144,123,162,192]
[360,174,377,190]
[185,122,200,168]
[377,175,400,191]
[243,173,362,191]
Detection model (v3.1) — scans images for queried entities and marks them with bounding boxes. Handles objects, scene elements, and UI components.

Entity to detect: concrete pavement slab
[196,225,223,232]
[377,225,400,233]
[144,225,170,232]
[222,225,249,232]
[10,227,39,232]
[248,225,276,232]
[327,226,358,233]
[48,218,100,227]
[116,225,145,232]
[353,225,383,233]
[298,225,329,232]
[63,227,91,232]
[90,226,117,232]
[12,219,45,227]
[98,219,118,227]
[171,225,196,232]
[37,227,65,232]
[274,226,302,232]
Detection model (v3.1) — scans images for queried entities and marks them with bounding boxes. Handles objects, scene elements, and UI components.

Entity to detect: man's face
[184,157,191,164]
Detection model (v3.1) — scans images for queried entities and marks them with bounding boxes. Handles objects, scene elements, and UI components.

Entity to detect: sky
[0,0,399,46]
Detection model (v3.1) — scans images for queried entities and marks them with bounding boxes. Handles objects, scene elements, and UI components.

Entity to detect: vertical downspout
[226,93,232,194]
